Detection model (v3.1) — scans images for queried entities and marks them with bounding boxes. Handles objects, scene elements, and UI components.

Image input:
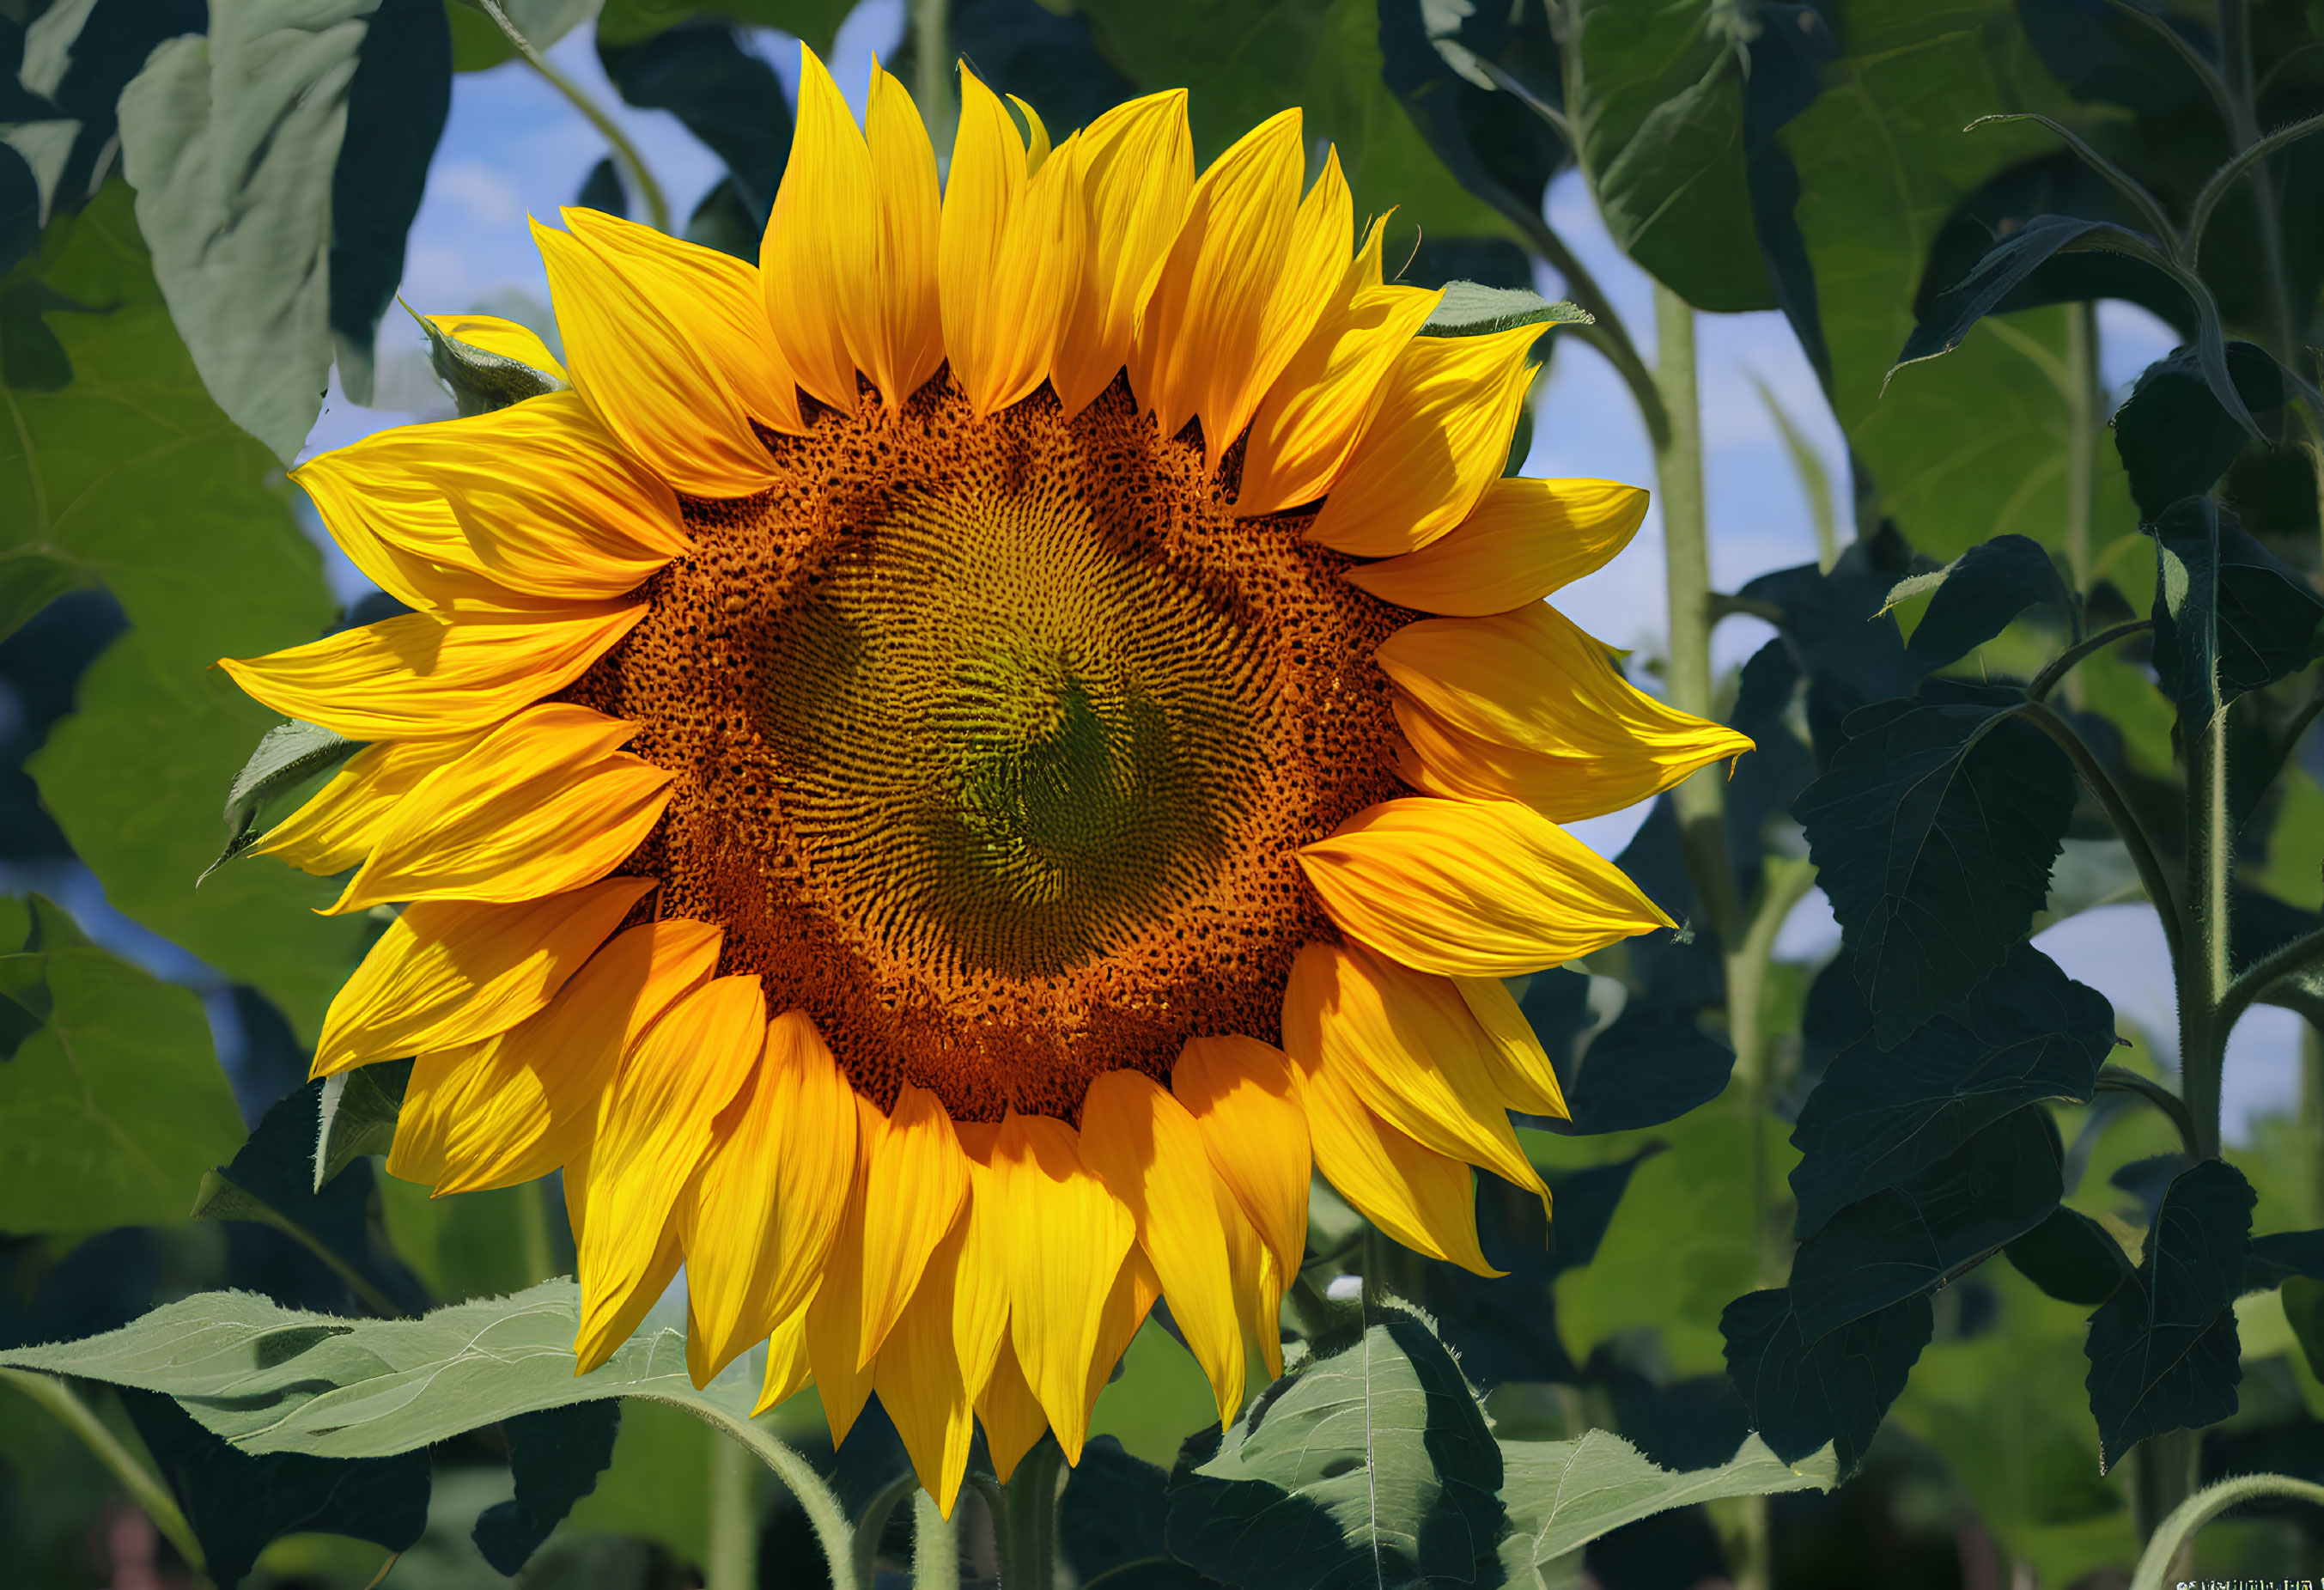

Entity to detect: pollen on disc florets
[566,369,1412,1122]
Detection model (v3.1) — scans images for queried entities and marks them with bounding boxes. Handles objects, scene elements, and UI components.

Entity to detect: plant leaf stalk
[471,0,672,234]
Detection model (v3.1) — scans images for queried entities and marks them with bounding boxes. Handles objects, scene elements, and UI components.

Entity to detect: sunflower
[223,53,1749,1511]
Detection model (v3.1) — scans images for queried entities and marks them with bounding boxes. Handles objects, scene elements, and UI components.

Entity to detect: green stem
[2065,300,2099,594]
[2214,0,2300,358]
[2019,700,2187,971]
[2303,1019,2324,1227]
[648,1397,856,1590]
[2027,621,2155,703]
[910,0,958,160]
[2130,1468,2324,1589]
[2216,917,2324,1039]
[2182,701,2232,1162]
[473,0,672,234]
[2096,1065,2201,1156]
[913,1489,960,1590]
[2129,1428,2205,1568]
[0,1369,207,1579]
[980,1437,1066,1590]
[705,1422,763,1590]
[852,1472,920,1588]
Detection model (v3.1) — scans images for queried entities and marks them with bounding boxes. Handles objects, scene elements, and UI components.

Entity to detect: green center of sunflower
[758,478,1271,978]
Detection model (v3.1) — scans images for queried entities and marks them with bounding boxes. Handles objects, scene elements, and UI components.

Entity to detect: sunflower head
[224,51,1749,1512]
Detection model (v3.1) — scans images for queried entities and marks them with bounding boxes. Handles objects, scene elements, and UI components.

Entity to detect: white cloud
[433,158,521,228]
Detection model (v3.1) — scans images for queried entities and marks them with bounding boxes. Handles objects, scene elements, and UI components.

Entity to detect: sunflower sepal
[205,718,367,882]
[1419,280,1592,338]
[409,302,571,417]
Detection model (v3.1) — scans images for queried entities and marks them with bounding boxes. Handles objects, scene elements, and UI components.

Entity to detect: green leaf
[2239,1229,2324,1295]
[1789,946,2114,1238]
[2150,500,2324,728]
[0,893,247,1233]
[2110,342,2286,521]
[116,0,448,454]
[1417,282,1588,338]
[1496,1430,1834,1580]
[1721,1288,1934,1478]
[1062,1436,1207,1590]
[598,21,794,216]
[210,719,366,880]
[1780,3,2138,562]
[1076,0,1511,247]
[1164,1301,1505,1590]
[118,1386,430,1590]
[313,1057,411,1191]
[1789,1106,2063,1340]
[472,1401,624,1575]
[4,186,368,1039]
[446,0,599,72]
[1795,694,2079,1043]
[0,550,86,643]
[2084,1158,2254,1469]
[597,0,853,55]
[1883,534,2075,672]
[2005,1205,2135,1307]
[0,1278,764,1456]
[411,306,567,417]
[2283,1276,2324,1384]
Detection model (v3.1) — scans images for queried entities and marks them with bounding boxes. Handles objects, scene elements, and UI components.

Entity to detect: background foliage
[9,0,2324,1586]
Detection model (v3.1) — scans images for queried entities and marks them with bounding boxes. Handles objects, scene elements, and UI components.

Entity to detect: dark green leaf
[2084,1158,2254,1469]
[414,307,569,418]
[0,142,37,281]
[0,893,247,1232]
[192,1080,433,1319]
[0,551,86,643]
[1721,1288,1934,1479]
[2112,342,2286,520]
[2005,1205,2135,1307]
[1165,1301,1504,1590]
[1895,215,2178,370]
[2151,499,2324,726]
[1417,282,1587,338]
[1495,1429,1834,1580]
[1789,1106,2063,1340]
[684,176,758,263]
[6,188,367,1037]
[1062,1435,1208,1590]
[2242,1229,2324,1295]
[119,1386,429,1590]
[313,1057,412,1192]
[1550,1005,1735,1135]
[575,154,626,217]
[1796,697,2078,1043]
[597,0,853,56]
[472,1401,624,1575]
[1737,531,1926,766]
[2283,1276,2324,1384]
[1789,946,2114,1239]
[598,20,792,215]
[210,720,366,880]
[1886,534,2075,670]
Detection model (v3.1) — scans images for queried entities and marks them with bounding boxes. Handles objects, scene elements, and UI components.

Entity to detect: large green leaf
[1496,1430,1833,1581]
[1780,1,2137,561]
[0,893,246,1233]
[1074,0,1508,247]
[3,185,366,1038]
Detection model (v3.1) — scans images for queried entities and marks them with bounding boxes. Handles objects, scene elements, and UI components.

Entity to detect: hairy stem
[914,1489,961,1590]
[652,1398,855,1590]
[2019,700,2187,971]
[2128,1466,2324,1588]
[706,1428,763,1590]
[2182,702,2232,1162]
[0,1370,207,1579]
[2065,300,2099,594]
[2096,1065,2201,1156]
[2028,621,2155,703]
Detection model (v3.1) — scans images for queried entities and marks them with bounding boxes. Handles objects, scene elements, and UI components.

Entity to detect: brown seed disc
[567,369,1408,1122]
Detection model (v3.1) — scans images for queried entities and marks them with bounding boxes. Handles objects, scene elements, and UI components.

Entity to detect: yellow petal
[860,1083,970,1366]
[1288,1039,1497,1276]
[250,733,478,876]
[950,1139,1012,1407]
[1453,975,1569,1121]
[755,1297,816,1416]
[575,974,767,1370]
[327,704,672,913]
[861,64,945,406]
[806,1094,888,1447]
[1134,110,1338,461]
[940,70,1083,416]
[680,1010,861,1386]
[872,1216,974,1516]
[1390,690,1726,826]
[975,1337,1049,1484]
[1170,1035,1309,1286]
[1080,1070,1244,1425]
[993,1111,1134,1460]
[313,876,656,1076]
[222,605,645,741]
[1304,324,1541,557]
[1051,90,1192,418]
[426,313,566,381]
[1009,94,1051,172]
[1298,797,1672,978]
[1236,220,1440,518]
[1281,941,1544,1196]
[294,390,688,613]
[1080,1244,1160,1429]
[1346,477,1649,616]
[383,1040,484,1185]
[1377,602,1757,785]
[535,220,782,497]
[760,44,873,415]
[434,917,725,1194]
[1219,1194,1285,1380]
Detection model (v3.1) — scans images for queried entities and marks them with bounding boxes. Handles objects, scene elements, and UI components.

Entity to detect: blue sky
[123,2,2317,1134]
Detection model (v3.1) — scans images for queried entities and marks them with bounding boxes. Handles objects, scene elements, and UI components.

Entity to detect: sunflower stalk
[977,1437,1067,1590]
[0,1369,209,1582]
[705,1425,763,1590]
